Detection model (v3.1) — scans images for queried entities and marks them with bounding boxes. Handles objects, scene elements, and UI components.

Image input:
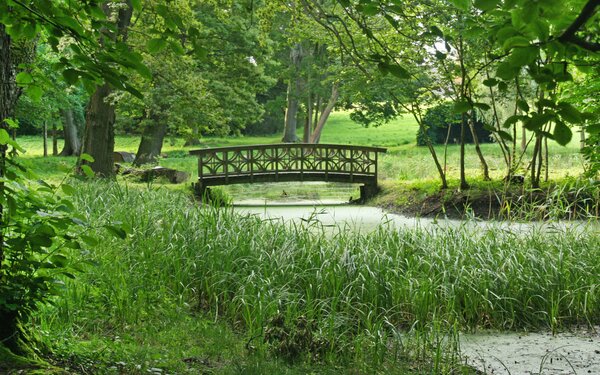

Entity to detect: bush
[416,102,492,146]
[243,82,287,136]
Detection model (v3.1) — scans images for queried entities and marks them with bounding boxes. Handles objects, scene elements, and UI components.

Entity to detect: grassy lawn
[18,181,598,374]
[6,113,598,374]
[16,111,586,203]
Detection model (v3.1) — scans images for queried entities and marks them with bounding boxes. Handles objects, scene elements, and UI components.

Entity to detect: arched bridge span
[190,143,387,201]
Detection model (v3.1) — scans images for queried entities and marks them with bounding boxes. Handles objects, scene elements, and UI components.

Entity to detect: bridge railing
[189,143,386,186]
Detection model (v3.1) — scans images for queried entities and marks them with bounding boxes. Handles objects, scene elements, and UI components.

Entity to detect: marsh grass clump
[262,313,329,363]
[35,181,600,371]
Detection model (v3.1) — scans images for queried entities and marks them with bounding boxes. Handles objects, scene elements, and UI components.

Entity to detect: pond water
[460,329,600,375]
[234,200,600,374]
[233,200,598,235]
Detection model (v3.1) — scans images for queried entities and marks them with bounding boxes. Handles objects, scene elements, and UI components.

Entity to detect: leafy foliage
[416,103,492,146]
[0,135,87,350]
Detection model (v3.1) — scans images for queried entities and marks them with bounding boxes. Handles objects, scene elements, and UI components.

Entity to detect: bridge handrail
[189,143,387,156]
[190,143,387,185]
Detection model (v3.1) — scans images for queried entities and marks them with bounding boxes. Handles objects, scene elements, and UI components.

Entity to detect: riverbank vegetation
[2,0,600,373]
[17,110,595,220]
[19,183,600,374]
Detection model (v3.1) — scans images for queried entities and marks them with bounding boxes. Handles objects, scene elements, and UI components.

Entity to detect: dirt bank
[371,180,600,220]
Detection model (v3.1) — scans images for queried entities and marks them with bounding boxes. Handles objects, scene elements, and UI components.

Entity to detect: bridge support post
[359,183,380,202]
[192,182,208,200]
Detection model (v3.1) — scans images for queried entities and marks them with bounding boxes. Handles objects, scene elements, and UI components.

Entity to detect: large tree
[302,0,600,188]
[0,0,150,352]
[81,1,134,176]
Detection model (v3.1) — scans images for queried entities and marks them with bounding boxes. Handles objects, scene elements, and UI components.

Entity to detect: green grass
[15,111,586,202]
[10,113,596,372]
[28,181,600,374]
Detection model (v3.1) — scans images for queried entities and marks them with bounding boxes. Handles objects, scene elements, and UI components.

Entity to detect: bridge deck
[190,143,386,200]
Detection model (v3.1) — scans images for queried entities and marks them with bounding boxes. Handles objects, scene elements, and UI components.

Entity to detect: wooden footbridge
[190,143,387,202]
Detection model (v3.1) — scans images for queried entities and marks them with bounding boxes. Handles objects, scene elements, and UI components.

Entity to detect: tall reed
[42,181,600,366]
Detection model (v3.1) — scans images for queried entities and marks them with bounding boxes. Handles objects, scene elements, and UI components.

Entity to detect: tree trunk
[134,120,167,166]
[303,94,312,143]
[59,108,81,156]
[43,121,48,157]
[309,84,339,143]
[412,112,447,189]
[283,79,300,142]
[81,1,133,176]
[468,110,490,180]
[282,43,303,143]
[459,113,469,190]
[82,83,116,177]
[184,126,201,146]
[0,23,24,352]
[544,136,549,182]
[52,121,58,156]
[530,135,542,188]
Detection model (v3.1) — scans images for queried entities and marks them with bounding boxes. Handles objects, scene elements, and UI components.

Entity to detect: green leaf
[79,153,95,163]
[358,3,379,15]
[508,46,538,67]
[524,112,554,131]
[516,99,529,112]
[553,121,572,146]
[453,100,471,114]
[62,69,80,85]
[22,22,38,39]
[497,130,513,141]
[526,19,549,41]
[586,123,600,134]
[3,118,19,128]
[387,63,411,79]
[26,85,44,101]
[557,102,582,124]
[28,234,53,248]
[169,41,185,55]
[0,128,9,145]
[131,0,141,11]
[430,25,444,38]
[473,102,491,111]
[502,36,530,51]
[16,72,33,85]
[81,235,99,246]
[503,115,523,128]
[80,165,95,178]
[496,62,518,80]
[482,78,498,87]
[61,184,76,196]
[105,225,127,239]
[449,0,470,11]
[50,254,68,267]
[147,38,167,53]
[474,0,500,11]
[495,26,519,42]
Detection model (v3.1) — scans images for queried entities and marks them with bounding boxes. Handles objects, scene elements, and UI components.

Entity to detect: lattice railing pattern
[190,144,386,180]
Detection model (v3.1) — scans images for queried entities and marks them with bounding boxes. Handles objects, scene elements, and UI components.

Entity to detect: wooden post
[52,122,58,156]
[43,121,48,157]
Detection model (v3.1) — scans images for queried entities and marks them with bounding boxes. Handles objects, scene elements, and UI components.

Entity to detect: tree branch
[558,0,600,52]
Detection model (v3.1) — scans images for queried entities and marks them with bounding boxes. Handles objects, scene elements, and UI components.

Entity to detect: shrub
[416,102,492,146]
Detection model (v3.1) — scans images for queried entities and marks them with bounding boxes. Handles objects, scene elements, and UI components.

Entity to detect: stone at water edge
[113,151,136,163]
[119,166,190,184]
[141,166,190,184]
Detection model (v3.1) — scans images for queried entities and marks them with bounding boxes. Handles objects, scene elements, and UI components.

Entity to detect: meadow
[17,111,586,204]
[27,181,600,374]
[8,112,599,374]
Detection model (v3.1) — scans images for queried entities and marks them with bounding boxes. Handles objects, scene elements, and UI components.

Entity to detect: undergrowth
[29,181,600,373]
